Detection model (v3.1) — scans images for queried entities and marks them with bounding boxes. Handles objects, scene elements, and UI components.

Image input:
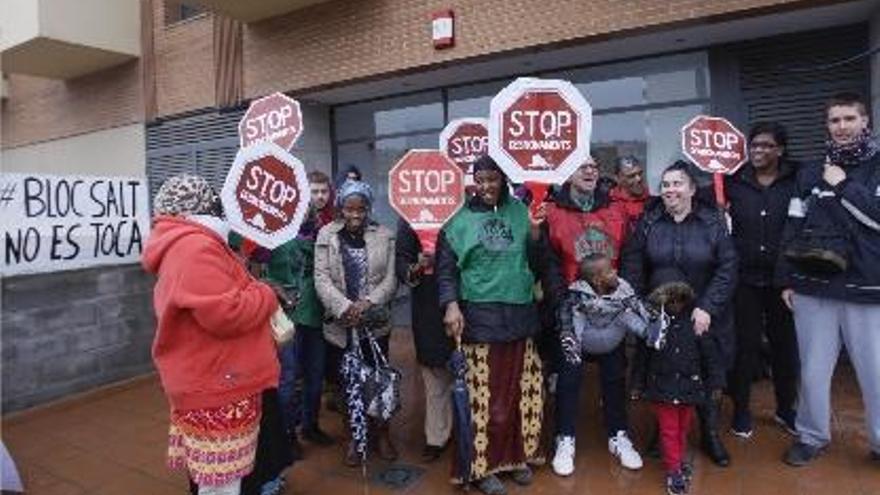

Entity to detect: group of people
[142,92,879,495]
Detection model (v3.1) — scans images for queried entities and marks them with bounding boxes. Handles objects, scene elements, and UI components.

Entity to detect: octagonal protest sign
[221,141,311,249]
[440,118,488,193]
[681,115,748,175]
[489,77,592,184]
[388,150,465,253]
[238,92,304,151]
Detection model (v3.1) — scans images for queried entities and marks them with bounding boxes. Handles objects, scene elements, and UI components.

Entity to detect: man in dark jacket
[726,123,800,439]
[778,93,880,466]
[395,220,454,462]
[542,158,643,475]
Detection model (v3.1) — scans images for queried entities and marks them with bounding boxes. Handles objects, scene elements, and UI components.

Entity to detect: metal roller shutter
[736,25,870,162]
[146,108,244,203]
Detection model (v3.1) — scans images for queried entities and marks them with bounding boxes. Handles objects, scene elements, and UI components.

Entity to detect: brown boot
[374,423,399,462]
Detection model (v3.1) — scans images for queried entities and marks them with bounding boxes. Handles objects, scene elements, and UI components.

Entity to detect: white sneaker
[609,430,643,470]
[552,436,576,476]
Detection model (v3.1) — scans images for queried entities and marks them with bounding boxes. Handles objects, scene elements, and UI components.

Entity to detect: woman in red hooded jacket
[142,174,291,495]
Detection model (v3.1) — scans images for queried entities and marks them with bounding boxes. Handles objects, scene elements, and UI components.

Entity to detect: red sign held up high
[239,92,303,151]
[221,142,311,249]
[489,77,593,184]
[681,115,748,175]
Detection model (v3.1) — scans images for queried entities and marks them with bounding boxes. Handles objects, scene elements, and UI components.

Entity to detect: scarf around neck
[826,128,878,168]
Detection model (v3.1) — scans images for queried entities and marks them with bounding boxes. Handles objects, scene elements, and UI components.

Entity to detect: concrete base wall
[1,264,156,412]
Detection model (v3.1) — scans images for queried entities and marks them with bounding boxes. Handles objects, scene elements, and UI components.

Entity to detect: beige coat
[314,220,397,348]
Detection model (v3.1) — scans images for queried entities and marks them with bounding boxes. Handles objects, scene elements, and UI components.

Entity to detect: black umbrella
[341,328,370,468]
[448,336,474,484]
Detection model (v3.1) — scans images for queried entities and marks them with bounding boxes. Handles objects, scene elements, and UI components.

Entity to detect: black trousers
[556,343,629,438]
[728,284,799,415]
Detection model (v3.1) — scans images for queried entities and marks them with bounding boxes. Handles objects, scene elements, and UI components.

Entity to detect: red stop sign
[681,115,748,174]
[440,118,489,171]
[221,142,311,249]
[239,92,303,151]
[388,150,464,230]
[489,78,592,184]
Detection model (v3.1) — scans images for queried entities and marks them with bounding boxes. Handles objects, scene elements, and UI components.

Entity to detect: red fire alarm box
[432,10,454,49]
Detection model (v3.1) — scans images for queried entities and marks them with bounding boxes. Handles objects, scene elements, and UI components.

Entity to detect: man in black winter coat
[778,93,880,467]
[726,123,800,439]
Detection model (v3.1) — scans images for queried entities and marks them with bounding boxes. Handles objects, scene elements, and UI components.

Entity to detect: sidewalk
[3,329,879,495]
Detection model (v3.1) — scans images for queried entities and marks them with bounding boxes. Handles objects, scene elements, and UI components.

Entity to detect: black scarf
[826,129,878,168]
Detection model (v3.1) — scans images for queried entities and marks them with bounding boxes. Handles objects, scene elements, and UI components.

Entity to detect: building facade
[2,0,878,411]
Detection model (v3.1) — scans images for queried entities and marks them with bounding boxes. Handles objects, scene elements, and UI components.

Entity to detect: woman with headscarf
[313,179,399,466]
[142,174,292,495]
[436,155,546,495]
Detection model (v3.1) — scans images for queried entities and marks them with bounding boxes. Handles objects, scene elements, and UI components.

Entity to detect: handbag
[361,330,402,421]
[783,192,850,275]
[270,307,296,344]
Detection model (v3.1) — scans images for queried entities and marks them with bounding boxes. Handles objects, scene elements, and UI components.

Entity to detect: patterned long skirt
[454,338,544,483]
[167,394,261,487]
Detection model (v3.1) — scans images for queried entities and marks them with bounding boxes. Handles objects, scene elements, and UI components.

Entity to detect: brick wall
[241,0,825,98]
[0,0,844,149]
[1,265,156,412]
[1,61,142,149]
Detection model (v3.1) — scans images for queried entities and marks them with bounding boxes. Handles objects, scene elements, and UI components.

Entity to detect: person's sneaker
[609,430,644,470]
[510,466,533,486]
[476,474,506,495]
[666,470,687,495]
[552,436,576,476]
[730,410,754,439]
[681,461,693,483]
[784,441,824,467]
[774,409,798,436]
[302,426,335,446]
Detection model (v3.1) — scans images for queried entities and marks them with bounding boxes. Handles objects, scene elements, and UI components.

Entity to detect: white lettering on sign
[450,135,488,156]
[509,110,572,139]
[0,173,150,276]
[245,165,298,208]
[689,129,740,150]
[398,170,456,194]
[245,105,296,140]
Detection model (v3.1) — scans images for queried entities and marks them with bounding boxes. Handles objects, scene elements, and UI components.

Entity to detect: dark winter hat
[472,155,505,176]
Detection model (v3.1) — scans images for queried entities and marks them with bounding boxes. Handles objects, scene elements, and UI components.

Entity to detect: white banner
[0,173,151,277]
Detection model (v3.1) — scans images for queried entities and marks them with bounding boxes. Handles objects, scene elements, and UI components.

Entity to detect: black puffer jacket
[620,198,738,367]
[395,220,453,367]
[725,160,800,287]
[631,307,724,405]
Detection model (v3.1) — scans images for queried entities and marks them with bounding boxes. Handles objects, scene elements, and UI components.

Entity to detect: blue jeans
[277,339,299,436]
[555,343,629,438]
[293,325,327,430]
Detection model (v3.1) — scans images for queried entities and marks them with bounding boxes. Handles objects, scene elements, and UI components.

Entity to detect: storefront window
[336,133,439,227]
[333,51,711,226]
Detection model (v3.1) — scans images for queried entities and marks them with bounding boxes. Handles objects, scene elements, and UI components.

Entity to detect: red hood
[609,185,649,203]
[142,216,225,274]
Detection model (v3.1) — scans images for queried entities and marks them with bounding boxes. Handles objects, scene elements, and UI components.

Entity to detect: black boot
[698,399,730,467]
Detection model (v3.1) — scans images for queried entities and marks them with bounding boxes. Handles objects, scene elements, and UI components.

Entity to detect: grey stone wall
[2,264,156,412]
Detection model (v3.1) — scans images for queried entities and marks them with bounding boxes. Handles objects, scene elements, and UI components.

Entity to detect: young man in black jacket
[726,123,800,439]
[778,93,880,466]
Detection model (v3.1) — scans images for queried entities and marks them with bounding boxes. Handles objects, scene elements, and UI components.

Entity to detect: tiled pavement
[3,329,879,495]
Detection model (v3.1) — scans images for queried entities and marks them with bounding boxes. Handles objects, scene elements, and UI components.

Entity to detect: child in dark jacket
[631,277,724,495]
